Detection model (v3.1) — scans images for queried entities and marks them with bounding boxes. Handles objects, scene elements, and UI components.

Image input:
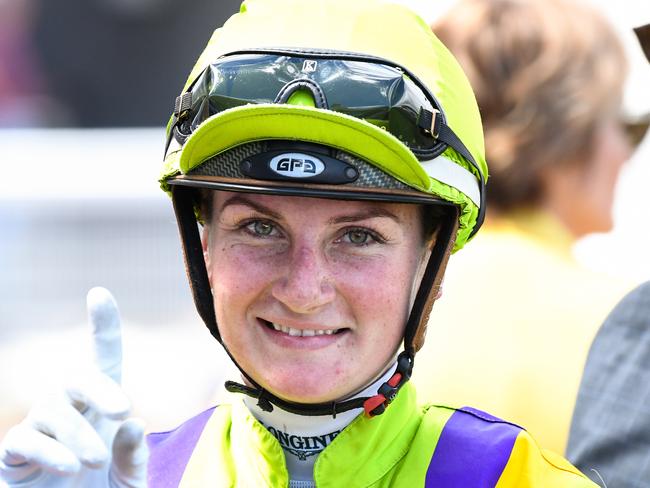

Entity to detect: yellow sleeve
[496,430,599,487]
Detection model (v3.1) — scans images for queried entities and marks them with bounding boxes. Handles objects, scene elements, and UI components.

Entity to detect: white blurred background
[0,128,239,435]
[1,0,649,438]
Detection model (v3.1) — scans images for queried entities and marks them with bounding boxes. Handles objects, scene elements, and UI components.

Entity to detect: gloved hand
[0,287,148,487]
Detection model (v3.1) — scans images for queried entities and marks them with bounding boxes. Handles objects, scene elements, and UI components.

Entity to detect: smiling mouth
[260,319,346,337]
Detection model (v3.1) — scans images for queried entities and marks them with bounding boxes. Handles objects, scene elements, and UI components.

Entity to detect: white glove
[0,287,148,487]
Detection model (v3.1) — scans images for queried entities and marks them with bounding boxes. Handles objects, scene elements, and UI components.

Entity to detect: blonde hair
[433,0,627,212]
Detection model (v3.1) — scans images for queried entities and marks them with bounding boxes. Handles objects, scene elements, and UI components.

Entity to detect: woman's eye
[347,230,369,244]
[246,220,276,237]
[342,229,374,245]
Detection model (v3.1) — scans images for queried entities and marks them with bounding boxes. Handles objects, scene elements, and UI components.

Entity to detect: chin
[587,216,614,235]
[261,369,352,405]
[270,380,338,404]
[571,212,613,237]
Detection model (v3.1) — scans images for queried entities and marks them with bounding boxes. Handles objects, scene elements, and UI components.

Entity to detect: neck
[244,364,396,482]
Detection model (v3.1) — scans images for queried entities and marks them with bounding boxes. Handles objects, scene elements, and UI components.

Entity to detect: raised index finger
[87,287,122,384]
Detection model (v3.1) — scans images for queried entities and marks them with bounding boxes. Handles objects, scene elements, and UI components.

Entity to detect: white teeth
[271,322,338,337]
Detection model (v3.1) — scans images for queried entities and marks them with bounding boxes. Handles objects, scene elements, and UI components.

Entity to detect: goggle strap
[417,107,485,236]
[165,92,195,157]
[435,122,486,236]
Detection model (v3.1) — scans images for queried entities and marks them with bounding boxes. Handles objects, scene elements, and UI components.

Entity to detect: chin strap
[224,350,414,418]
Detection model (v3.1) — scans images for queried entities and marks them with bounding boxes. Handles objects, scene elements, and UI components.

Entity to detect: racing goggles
[168,49,453,160]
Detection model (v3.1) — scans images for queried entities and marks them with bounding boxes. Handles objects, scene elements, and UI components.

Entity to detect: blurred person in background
[566,23,650,487]
[0,0,242,128]
[412,0,644,456]
[31,0,242,126]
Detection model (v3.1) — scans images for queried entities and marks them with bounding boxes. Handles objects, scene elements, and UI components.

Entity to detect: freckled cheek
[210,246,280,302]
[331,259,413,324]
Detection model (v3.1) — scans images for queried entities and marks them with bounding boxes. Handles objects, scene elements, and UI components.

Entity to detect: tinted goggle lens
[175,53,440,154]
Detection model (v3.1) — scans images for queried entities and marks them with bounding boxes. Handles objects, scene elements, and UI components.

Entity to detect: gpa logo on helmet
[269,153,325,178]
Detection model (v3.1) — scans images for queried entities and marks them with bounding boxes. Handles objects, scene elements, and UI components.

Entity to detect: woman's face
[202,191,426,403]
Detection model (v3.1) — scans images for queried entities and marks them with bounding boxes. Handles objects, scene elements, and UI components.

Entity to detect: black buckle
[364,351,414,416]
[174,92,193,119]
[417,108,442,139]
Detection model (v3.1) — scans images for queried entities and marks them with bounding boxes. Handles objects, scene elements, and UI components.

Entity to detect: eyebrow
[328,208,401,224]
[219,195,282,220]
[219,194,401,224]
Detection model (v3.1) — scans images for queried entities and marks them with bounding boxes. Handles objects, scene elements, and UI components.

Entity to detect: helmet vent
[274,78,328,109]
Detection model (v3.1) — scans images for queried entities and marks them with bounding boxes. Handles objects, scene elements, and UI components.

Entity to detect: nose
[271,245,336,313]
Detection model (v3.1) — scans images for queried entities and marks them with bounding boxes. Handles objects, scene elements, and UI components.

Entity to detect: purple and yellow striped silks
[425,406,521,487]
[147,407,216,488]
[425,406,595,487]
[146,385,596,487]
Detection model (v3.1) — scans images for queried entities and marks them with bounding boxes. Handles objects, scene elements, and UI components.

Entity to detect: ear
[201,224,212,284]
